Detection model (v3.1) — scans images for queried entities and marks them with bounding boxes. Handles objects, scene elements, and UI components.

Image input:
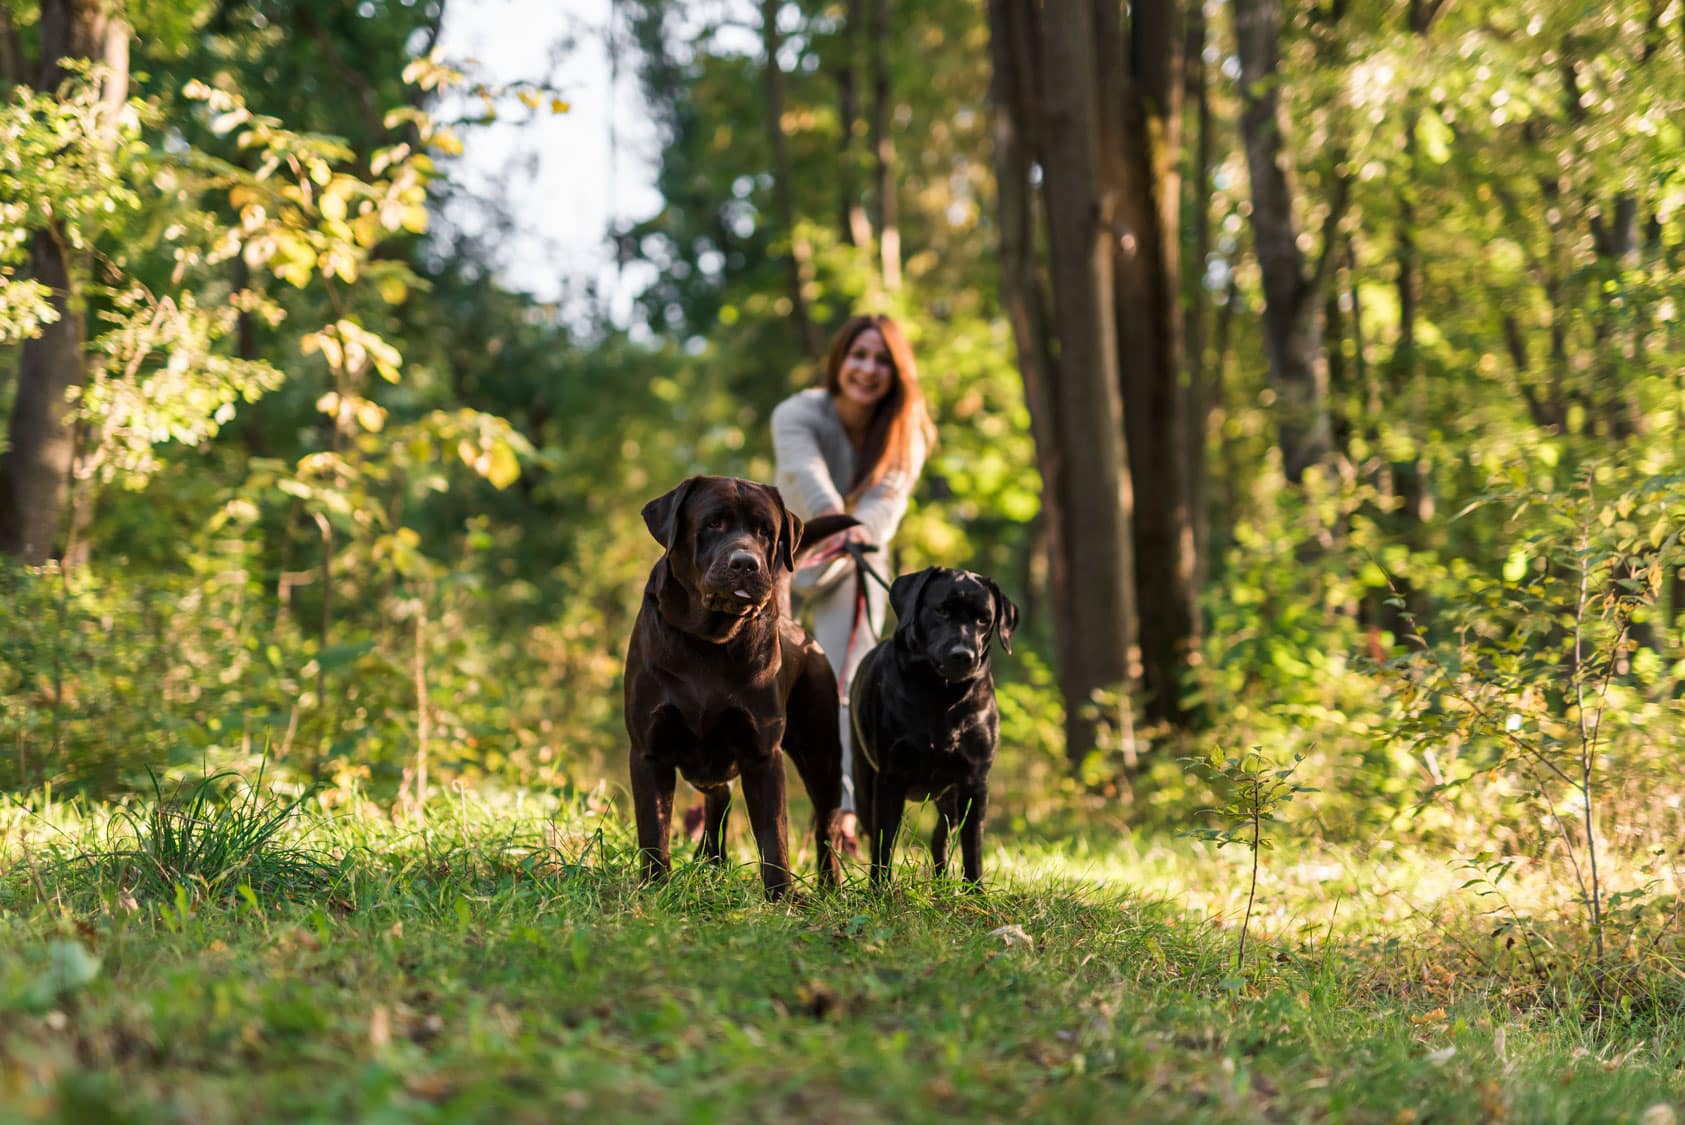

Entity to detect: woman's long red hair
[822,315,937,501]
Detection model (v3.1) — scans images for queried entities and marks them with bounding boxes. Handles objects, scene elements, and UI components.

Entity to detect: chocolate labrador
[849,567,1019,888]
[624,475,856,899]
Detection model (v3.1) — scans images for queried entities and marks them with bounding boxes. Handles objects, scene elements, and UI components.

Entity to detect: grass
[1,781,1683,1123]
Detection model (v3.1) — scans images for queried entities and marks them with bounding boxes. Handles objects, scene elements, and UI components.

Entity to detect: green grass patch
[1,786,1682,1123]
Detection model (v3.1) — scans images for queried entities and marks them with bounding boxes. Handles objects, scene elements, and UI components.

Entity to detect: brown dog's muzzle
[698,539,774,615]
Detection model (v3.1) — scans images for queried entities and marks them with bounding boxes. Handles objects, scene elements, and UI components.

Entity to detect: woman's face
[836,327,896,409]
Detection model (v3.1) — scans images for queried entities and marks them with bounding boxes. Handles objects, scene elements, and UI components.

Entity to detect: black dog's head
[888,566,1020,681]
[642,476,802,616]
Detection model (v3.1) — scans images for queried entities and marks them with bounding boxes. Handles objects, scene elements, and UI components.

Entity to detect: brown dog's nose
[727,550,762,575]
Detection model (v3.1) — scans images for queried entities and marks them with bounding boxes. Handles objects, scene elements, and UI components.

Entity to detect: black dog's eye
[705,515,728,531]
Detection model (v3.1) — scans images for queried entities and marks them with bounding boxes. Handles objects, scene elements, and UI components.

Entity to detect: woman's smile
[837,327,894,407]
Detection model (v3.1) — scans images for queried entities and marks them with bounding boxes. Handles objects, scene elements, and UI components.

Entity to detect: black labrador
[624,475,856,899]
[849,566,1019,887]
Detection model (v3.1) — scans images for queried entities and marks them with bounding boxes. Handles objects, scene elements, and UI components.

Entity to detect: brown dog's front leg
[695,785,732,864]
[740,753,792,899]
[630,751,677,884]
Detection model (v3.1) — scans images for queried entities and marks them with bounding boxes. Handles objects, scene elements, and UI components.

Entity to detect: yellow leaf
[550,98,571,114]
[377,275,409,305]
[485,440,520,490]
[356,399,387,432]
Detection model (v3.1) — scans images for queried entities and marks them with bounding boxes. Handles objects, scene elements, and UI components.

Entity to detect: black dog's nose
[727,550,762,575]
[946,645,977,665]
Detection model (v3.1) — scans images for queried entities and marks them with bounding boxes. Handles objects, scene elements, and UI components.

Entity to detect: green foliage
[83,761,337,903]
[1389,468,1685,963]
[1182,750,1316,968]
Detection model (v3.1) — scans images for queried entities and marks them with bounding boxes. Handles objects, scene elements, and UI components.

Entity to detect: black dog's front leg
[630,750,677,883]
[740,752,793,899]
[957,787,988,888]
[869,771,910,887]
[930,794,952,878]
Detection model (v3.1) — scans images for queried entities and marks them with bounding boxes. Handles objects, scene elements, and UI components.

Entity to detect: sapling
[1183,749,1316,968]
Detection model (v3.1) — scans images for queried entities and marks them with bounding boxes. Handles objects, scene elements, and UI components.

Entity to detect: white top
[770,387,926,548]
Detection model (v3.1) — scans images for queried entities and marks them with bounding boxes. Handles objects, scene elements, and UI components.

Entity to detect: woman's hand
[813,509,874,551]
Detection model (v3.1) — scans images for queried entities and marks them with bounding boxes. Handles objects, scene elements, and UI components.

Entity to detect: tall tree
[987,0,1140,766]
[1231,0,1340,484]
[867,0,900,291]
[760,0,824,358]
[1182,0,1213,597]
[1106,0,1199,726]
[831,0,873,252]
[0,0,130,564]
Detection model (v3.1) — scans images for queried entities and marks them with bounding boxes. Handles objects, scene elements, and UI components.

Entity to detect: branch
[0,6,23,84]
[1305,170,1353,301]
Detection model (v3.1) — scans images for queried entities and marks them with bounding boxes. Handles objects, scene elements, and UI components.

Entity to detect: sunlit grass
[1,780,1682,1121]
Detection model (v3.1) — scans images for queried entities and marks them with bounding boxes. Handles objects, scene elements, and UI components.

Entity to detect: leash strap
[797,532,895,698]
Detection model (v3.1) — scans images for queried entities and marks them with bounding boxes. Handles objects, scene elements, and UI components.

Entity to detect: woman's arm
[771,395,848,520]
[850,427,929,547]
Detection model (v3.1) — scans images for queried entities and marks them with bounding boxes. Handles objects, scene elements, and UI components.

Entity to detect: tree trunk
[868,0,901,291]
[760,0,824,359]
[1183,1,1212,596]
[1107,0,1197,728]
[834,0,873,251]
[0,0,129,565]
[986,0,1080,763]
[1033,0,1141,766]
[1232,0,1335,484]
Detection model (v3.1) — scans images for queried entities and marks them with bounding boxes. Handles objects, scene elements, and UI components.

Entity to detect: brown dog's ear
[889,568,935,634]
[982,576,1020,655]
[767,486,802,573]
[641,477,699,551]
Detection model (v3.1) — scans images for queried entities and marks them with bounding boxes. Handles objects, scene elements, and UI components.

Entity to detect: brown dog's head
[642,476,802,617]
[889,566,1019,681]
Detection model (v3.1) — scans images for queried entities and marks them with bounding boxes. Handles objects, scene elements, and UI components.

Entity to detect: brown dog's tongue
[734,589,751,600]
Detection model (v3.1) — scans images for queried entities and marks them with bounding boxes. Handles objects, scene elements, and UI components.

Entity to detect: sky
[437,0,663,318]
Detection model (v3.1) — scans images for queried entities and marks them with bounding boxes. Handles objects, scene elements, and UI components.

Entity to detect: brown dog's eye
[705,516,727,531]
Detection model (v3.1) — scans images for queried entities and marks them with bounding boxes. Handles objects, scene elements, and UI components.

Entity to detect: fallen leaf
[988,924,1033,949]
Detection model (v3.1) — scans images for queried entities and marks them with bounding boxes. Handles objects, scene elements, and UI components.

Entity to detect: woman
[771,314,937,853]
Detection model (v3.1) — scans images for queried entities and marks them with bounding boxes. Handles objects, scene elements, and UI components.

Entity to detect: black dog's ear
[889,568,935,632]
[982,576,1020,655]
[641,477,699,551]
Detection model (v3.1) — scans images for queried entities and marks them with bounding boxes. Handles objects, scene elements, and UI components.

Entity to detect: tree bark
[834,0,873,251]
[0,0,129,565]
[986,0,1080,762]
[1107,0,1197,727]
[760,0,825,358]
[1183,1,1212,596]
[1033,0,1141,766]
[1232,0,1336,484]
[868,0,901,290]
[984,0,1071,720]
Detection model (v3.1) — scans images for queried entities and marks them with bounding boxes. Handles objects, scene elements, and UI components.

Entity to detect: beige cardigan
[770,387,926,549]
